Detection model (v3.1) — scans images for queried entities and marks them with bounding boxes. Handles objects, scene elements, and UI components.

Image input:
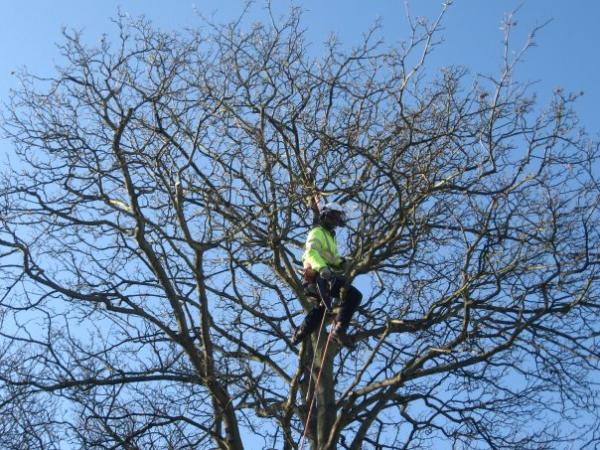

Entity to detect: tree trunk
[306,328,337,450]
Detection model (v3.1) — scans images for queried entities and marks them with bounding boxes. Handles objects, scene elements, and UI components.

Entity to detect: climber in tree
[292,202,363,347]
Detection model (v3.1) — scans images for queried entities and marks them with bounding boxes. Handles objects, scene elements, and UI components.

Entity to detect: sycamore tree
[1,4,599,449]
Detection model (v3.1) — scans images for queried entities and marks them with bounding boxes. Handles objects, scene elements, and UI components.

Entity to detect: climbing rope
[298,323,336,450]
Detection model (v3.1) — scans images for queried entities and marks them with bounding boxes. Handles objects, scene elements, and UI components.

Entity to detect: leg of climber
[291,304,326,345]
[329,278,363,347]
[292,270,335,346]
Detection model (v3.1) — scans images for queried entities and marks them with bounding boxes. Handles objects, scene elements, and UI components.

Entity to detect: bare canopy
[0,5,599,449]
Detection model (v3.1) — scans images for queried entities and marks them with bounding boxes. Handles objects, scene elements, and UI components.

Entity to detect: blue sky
[1,0,599,135]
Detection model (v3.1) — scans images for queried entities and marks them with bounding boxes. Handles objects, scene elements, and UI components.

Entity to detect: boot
[332,323,354,348]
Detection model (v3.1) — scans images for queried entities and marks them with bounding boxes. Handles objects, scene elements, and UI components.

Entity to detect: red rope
[298,325,335,450]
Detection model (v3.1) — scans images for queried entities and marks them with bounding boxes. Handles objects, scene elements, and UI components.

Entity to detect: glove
[320,266,334,281]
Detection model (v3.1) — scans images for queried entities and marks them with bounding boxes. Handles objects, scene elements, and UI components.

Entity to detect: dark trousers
[301,275,362,335]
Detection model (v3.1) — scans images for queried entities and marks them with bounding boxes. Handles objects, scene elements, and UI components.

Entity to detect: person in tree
[292,202,363,347]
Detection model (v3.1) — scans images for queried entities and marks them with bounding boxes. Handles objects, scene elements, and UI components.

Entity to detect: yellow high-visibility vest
[302,226,342,272]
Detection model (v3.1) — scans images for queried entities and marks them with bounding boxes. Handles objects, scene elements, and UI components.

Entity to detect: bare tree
[1,5,599,449]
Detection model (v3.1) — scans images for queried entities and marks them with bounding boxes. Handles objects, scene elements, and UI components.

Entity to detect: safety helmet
[322,202,344,214]
[321,202,347,226]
